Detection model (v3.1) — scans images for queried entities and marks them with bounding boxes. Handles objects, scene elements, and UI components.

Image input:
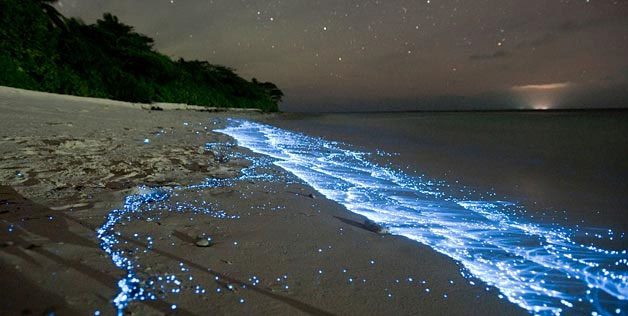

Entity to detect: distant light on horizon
[511,82,571,110]
[511,82,572,91]
[532,103,552,110]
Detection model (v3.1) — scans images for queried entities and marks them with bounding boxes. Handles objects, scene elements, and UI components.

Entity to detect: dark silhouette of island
[0,0,282,112]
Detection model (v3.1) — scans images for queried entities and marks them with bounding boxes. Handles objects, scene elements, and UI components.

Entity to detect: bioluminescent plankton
[217,119,627,316]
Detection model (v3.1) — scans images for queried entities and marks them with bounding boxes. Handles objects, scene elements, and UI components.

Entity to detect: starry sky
[55,0,628,112]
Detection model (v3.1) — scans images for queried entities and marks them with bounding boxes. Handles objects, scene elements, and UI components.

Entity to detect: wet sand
[0,87,525,315]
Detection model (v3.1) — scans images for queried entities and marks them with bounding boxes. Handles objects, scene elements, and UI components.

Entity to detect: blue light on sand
[96,145,275,315]
[99,195,239,313]
[217,119,627,316]
[97,187,169,314]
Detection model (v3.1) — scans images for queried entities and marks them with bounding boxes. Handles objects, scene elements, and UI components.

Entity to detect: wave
[216,119,627,316]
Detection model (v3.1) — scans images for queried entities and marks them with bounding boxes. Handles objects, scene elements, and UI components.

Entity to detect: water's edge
[217,119,627,316]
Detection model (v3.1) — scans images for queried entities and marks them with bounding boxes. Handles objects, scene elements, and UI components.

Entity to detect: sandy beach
[0,87,528,315]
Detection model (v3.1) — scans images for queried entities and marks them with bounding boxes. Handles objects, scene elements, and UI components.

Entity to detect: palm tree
[36,0,67,31]
[260,81,284,104]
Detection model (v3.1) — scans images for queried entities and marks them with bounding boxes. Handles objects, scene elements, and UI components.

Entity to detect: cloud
[469,50,511,61]
[516,15,626,49]
[511,82,571,91]
[555,17,610,33]
[515,33,555,49]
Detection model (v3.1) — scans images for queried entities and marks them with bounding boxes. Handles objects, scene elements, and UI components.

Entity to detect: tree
[255,80,284,104]
[36,0,67,31]
[0,5,281,111]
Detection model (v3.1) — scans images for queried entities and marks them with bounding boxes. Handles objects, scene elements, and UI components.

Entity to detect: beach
[3,0,627,314]
[0,87,529,315]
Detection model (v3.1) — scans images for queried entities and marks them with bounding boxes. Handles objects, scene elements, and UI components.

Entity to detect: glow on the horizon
[532,103,552,110]
[511,82,571,111]
[217,119,628,316]
[512,82,571,91]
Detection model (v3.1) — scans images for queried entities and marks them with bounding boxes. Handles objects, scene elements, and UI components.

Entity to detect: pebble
[195,238,212,247]
[363,219,390,235]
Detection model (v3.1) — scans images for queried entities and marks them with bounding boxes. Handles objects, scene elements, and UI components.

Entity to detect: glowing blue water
[217,119,627,316]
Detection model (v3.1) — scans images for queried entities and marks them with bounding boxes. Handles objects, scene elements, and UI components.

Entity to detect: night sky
[55,0,628,112]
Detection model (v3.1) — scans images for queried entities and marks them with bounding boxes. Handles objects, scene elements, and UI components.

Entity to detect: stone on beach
[363,219,390,235]
[195,237,213,247]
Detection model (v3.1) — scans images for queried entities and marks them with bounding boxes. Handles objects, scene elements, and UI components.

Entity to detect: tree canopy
[0,0,281,111]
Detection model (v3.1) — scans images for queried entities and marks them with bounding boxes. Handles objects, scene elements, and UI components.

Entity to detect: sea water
[217,116,628,316]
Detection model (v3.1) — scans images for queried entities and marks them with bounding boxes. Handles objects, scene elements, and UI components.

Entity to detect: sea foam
[217,119,627,316]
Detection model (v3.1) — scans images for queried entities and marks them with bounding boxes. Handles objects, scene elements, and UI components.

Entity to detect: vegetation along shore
[0,0,282,112]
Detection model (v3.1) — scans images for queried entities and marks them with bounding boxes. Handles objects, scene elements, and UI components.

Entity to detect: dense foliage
[0,0,282,111]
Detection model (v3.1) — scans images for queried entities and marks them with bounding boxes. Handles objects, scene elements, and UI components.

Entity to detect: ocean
[271,111,628,235]
[218,111,628,315]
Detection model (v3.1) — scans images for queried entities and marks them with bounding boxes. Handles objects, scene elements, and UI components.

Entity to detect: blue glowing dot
[94,311,100,316]
[171,304,177,310]
[239,298,245,304]
[143,138,150,144]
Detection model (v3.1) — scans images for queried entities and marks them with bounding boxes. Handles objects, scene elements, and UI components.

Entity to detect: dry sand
[0,87,525,315]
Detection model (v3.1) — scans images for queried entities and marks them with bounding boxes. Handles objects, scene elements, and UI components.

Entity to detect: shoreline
[0,86,265,113]
[0,89,526,315]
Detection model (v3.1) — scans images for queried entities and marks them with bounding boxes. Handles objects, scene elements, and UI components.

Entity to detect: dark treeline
[0,0,282,111]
